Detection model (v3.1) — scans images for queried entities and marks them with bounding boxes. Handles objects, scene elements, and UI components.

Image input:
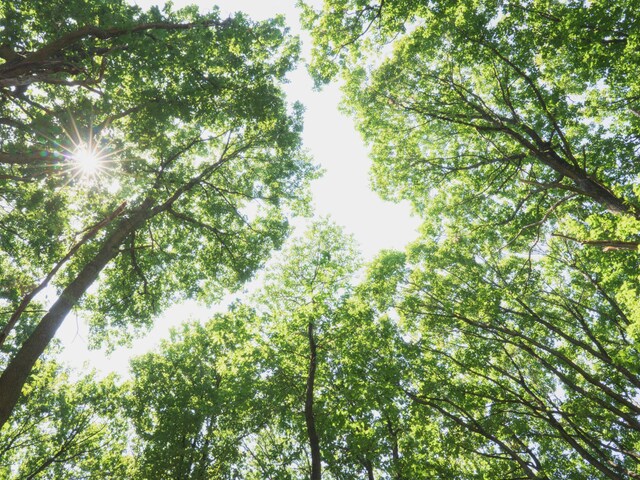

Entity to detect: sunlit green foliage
[3,0,640,478]
[300,0,640,477]
[0,0,316,432]
[0,359,132,479]
[303,0,640,248]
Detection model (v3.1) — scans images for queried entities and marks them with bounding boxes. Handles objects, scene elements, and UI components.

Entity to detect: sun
[72,145,102,177]
[35,114,121,185]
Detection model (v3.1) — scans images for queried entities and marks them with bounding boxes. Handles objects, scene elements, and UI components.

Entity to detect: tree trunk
[385,418,403,480]
[305,321,322,480]
[363,459,375,480]
[535,148,635,217]
[0,204,150,428]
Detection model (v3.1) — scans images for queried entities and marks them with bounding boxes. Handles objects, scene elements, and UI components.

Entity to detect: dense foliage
[2,0,640,478]
[0,0,314,428]
[300,0,640,477]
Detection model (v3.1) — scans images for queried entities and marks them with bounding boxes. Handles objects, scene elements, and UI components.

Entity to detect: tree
[0,1,315,428]
[302,2,640,477]
[258,221,361,480]
[115,222,371,479]
[125,307,266,479]
[302,0,640,249]
[118,225,432,479]
[319,251,413,480]
[378,234,640,479]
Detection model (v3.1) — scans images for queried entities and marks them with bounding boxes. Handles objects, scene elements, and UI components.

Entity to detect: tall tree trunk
[363,459,375,480]
[386,418,403,480]
[0,204,151,428]
[305,321,322,480]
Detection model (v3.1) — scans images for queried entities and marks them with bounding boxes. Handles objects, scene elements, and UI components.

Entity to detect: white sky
[56,0,419,375]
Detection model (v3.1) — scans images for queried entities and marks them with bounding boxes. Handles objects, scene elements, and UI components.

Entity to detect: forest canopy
[2,0,640,478]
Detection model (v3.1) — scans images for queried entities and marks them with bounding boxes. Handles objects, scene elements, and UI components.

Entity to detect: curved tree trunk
[0,203,151,428]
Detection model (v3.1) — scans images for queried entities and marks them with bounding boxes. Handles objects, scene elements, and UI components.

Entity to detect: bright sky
[56,0,419,376]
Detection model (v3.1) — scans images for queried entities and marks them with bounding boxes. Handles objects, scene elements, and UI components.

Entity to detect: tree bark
[532,147,635,217]
[0,201,151,429]
[305,321,322,480]
[553,233,639,251]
